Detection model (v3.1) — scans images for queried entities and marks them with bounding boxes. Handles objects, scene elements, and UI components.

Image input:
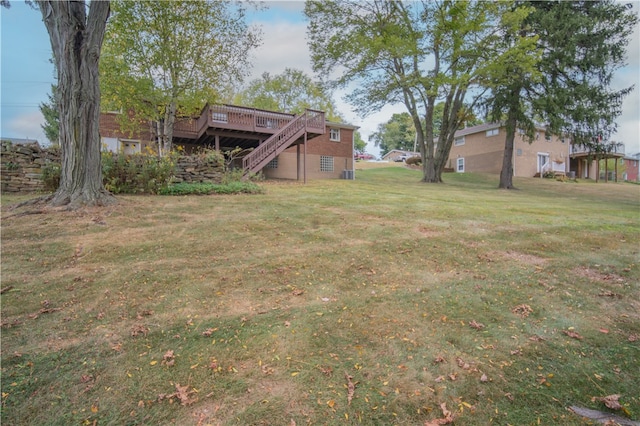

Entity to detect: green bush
[41,161,61,192]
[158,181,263,196]
[102,152,176,194]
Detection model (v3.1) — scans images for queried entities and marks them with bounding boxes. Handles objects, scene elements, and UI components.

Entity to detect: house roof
[326,120,359,130]
[453,123,501,138]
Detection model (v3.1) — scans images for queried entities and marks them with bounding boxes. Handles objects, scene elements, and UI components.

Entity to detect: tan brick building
[446,123,570,177]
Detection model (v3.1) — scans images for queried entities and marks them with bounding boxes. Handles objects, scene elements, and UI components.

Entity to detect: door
[537,153,549,174]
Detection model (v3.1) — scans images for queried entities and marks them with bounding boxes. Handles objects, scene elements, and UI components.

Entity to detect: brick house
[99,104,357,181]
[446,123,625,180]
[623,153,640,182]
[447,123,570,177]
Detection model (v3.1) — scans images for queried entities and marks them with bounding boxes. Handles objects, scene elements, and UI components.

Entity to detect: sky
[1,1,639,157]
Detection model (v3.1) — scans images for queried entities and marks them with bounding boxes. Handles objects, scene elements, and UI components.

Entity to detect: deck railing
[571,142,625,155]
[242,112,307,174]
[208,105,295,133]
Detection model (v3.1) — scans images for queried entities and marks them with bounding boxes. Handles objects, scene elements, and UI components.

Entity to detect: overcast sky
[1,1,638,156]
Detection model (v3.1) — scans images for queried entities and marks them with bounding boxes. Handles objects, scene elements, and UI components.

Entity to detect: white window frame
[485,128,499,137]
[456,157,465,173]
[329,128,341,142]
[320,155,334,172]
[454,136,465,146]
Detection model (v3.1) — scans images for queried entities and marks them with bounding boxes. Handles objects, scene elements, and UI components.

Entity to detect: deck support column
[297,144,301,181]
[304,132,307,184]
[215,135,220,152]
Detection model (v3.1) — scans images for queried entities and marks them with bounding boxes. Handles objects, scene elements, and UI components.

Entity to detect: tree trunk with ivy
[37,0,115,208]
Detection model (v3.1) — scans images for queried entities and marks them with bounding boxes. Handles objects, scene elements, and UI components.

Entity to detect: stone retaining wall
[1,141,60,193]
[1,141,225,193]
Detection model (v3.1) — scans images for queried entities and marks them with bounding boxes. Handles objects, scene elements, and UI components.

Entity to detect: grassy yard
[1,167,639,425]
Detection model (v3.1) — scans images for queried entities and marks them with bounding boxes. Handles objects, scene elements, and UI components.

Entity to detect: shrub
[41,161,61,192]
[102,152,176,194]
[406,156,422,166]
[159,181,263,196]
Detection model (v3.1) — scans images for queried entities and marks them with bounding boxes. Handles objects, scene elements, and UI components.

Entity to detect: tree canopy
[233,68,343,121]
[370,113,416,156]
[482,0,637,189]
[100,0,261,156]
[305,0,537,183]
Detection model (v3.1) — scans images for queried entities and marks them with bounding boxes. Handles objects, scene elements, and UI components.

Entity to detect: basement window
[266,157,278,169]
[320,155,334,172]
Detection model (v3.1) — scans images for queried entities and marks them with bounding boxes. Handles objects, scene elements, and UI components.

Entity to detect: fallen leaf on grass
[291,289,304,296]
[158,383,196,406]
[511,304,533,318]
[433,356,446,364]
[130,324,149,337]
[424,402,455,425]
[563,330,584,340]
[469,320,485,330]
[162,350,175,367]
[480,373,489,382]
[591,394,622,410]
[202,328,217,337]
[345,373,356,406]
[628,334,638,342]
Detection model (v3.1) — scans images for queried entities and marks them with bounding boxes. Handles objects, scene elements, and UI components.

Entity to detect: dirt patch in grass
[572,266,627,284]
[499,250,548,266]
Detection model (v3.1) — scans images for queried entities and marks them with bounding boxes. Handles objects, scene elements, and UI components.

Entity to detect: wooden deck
[173,104,325,151]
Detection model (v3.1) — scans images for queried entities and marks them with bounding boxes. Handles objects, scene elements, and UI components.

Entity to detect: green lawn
[1,167,639,425]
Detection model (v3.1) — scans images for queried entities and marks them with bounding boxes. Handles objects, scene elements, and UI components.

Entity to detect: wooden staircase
[241,109,325,177]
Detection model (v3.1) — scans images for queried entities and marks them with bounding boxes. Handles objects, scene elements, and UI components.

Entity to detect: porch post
[615,157,619,182]
[595,156,599,183]
[605,157,609,183]
[304,132,307,184]
[215,135,220,151]
[297,144,301,181]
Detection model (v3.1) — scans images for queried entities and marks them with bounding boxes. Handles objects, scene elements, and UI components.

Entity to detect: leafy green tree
[353,131,366,153]
[370,113,416,156]
[39,84,59,146]
[233,68,343,122]
[100,0,261,157]
[305,0,536,183]
[483,1,637,189]
[37,0,115,207]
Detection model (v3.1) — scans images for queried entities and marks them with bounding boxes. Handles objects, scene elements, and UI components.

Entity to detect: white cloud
[4,111,47,144]
[249,20,312,80]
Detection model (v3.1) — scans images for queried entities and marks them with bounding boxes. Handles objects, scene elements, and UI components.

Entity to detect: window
[266,157,278,169]
[120,139,141,155]
[456,157,465,172]
[486,128,499,137]
[329,128,341,141]
[320,156,334,172]
[454,136,465,146]
[516,149,522,156]
[545,134,551,142]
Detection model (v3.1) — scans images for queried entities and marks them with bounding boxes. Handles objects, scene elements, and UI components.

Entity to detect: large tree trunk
[498,112,518,189]
[38,1,115,208]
